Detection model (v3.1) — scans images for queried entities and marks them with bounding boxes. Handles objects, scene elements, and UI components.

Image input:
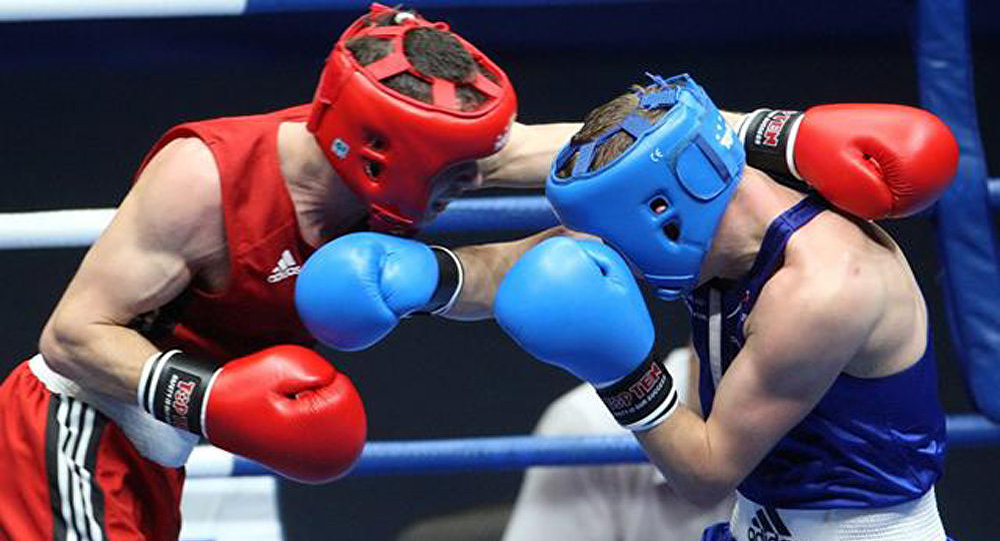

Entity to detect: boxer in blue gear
[496,73,952,540]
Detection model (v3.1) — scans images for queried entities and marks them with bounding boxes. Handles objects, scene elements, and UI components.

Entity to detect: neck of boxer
[279,121,368,247]
[699,168,808,283]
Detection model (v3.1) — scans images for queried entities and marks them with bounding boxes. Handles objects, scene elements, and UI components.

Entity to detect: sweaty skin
[38,120,570,402]
[635,169,929,506]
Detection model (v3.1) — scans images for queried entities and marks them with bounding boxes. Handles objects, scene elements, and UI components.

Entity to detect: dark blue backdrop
[2,1,998,539]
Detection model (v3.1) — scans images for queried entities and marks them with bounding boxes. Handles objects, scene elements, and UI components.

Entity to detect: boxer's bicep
[705,270,881,485]
[60,138,220,325]
[40,138,222,398]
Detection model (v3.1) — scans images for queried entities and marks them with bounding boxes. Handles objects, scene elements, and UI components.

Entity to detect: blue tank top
[686,196,946,509]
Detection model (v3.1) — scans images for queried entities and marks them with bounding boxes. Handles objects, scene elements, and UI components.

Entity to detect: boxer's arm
[477,122,580,189]
[720,111,747,131]
[635,267,882,506]
[443,226,578,320]
[39,138,224,402]
[478,113,745,190]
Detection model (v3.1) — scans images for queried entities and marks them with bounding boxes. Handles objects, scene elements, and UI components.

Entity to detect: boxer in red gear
[0,5,578,540]
[739,104,959,219]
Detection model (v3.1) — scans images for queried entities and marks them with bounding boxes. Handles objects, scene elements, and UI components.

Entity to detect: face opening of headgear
[546,73,746,300]
[307,3,517,236]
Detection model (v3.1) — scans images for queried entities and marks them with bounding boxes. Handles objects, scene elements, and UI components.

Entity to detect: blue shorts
[701,522,956,541]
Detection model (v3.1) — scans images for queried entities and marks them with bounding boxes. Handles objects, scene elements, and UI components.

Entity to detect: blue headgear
[547,73,745,300]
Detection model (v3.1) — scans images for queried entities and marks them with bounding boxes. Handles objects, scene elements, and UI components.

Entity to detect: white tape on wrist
[429,246,464,316]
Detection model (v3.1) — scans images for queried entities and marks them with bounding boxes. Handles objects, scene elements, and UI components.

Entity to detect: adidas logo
[746,507,792,541]
[267,250,301,283]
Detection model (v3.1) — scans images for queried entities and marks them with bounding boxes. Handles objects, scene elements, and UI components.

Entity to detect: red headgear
[307,3,517,235]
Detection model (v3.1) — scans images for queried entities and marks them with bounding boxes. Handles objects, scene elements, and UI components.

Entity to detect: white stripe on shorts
[54,396,104,541]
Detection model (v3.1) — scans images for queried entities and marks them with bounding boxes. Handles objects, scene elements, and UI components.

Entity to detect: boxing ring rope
[1,182,999,250]
[0,0,652,23]
[0,196,558,250]
[181,413,1000,480]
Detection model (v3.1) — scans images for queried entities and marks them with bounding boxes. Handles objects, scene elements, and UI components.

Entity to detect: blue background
[2,1,999,538]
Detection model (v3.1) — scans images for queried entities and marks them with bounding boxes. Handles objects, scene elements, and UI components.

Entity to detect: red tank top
[133,105,323,360]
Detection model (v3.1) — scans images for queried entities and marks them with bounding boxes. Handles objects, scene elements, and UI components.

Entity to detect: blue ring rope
[224,414,1000,478]
[425,195,558,235]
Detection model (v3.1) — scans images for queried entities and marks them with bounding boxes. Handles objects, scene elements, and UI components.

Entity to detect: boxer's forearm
[720,110,747,132]
[36,138,216,403]
[443,227,573,320]
[478,122,581,189]
[39,319,158,402]
[635,406,741,507]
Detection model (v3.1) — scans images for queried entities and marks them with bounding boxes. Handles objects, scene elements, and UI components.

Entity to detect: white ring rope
[0,0,645,23]
[0,196,556,251]
[0,208,115,250]
[0,0,247,22]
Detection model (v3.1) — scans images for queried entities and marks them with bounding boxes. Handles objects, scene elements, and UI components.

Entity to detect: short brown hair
[346,7,493,111]
[557,84,669,178]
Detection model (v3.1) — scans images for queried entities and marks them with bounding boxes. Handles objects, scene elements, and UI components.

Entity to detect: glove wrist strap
[138,350,218,436]
[739,108,806,181]
[596,354,679,432]
[424,246,464,315]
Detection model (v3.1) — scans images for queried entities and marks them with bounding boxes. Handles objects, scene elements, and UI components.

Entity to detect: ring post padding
[916,0,1000,422]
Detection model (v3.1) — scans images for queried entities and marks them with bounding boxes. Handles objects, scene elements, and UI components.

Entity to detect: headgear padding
[308,3,517,235]
[547,74,745,299]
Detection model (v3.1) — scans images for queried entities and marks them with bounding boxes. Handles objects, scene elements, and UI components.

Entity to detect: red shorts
[0,361,185,541]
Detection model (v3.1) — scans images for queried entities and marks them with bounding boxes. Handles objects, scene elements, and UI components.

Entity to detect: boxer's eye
[663,222,680,241]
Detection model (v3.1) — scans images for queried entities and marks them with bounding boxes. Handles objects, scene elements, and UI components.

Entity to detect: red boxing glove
[739,104,959,219]
[139,345,366,483]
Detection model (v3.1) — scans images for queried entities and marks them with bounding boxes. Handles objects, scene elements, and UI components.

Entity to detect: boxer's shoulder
[130,137,224,257]
[746,241,884,376]
[137,137,220,204]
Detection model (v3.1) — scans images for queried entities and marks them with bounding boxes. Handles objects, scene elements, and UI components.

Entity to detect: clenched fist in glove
[739,104,959,219]
[495,237,678,432]
[138,345,366,483]
[295,233,463,351]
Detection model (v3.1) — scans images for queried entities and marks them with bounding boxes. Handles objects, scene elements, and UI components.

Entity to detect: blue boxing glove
[495,237,678,430]
[295,232,462,351]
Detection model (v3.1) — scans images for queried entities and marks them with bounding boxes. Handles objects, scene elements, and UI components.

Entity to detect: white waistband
[730,489,946,541]
[29,354,198,468]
